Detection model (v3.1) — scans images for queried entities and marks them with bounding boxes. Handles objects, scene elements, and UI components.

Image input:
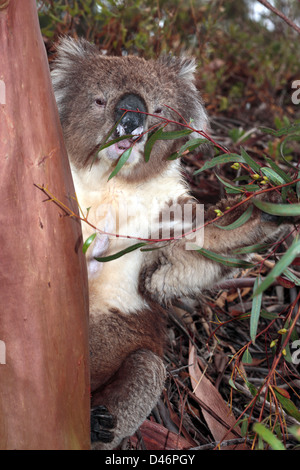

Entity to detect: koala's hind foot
[91,405,116,444]
[91,349,166,450]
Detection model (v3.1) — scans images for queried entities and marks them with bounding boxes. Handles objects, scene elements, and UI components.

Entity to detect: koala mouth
[116,124,144,146]
[105,124,145,162]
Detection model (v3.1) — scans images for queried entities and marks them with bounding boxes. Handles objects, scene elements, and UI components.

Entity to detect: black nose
[115,94,146,135]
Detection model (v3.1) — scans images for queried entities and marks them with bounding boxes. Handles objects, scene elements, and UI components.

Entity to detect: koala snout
[115,94,147,135]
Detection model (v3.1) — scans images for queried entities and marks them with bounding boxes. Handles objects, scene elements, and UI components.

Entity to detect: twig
[257,0,300,35]
[189,437,250,450]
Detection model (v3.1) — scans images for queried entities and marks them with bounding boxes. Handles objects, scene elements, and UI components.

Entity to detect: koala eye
[95,98,106,107]
[154,107,163,114]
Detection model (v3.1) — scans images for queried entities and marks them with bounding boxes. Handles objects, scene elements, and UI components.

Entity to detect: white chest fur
[71,159,189,315]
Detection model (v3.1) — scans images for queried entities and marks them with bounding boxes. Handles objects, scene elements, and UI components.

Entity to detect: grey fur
[51,37,289,449]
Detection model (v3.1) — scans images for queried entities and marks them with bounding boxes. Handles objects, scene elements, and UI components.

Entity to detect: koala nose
[115,94,147,135]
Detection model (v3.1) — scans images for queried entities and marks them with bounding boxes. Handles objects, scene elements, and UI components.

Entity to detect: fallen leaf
[188,343,246,449]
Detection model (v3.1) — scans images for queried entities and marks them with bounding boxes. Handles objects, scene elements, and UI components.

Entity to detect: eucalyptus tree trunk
[0,0,90,449]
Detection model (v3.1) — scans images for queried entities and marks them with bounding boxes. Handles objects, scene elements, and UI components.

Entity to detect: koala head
[51,37,208,182]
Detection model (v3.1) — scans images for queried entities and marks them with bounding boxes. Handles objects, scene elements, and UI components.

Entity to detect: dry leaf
[188,343,246,449]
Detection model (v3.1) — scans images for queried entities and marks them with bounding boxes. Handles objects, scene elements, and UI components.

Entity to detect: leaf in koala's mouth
[107,146,133,181]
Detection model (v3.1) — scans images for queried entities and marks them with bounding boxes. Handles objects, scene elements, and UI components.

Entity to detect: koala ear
[51,37,97,104]
[158,55,197,83]
[54,36,97,63]
[158,55,208,133]
[177,57,197,82]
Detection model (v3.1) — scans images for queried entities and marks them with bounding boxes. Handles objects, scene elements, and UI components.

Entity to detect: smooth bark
[0,0,90,449]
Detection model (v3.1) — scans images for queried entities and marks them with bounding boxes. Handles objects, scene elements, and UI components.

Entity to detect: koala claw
[91,405,116,443]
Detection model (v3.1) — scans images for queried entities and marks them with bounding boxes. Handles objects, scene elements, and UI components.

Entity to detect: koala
[51,37,289,449]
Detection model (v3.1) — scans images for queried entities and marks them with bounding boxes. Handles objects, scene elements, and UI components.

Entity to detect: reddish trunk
[0,0,90,449]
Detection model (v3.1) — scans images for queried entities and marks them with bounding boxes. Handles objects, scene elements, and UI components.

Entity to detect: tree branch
[257,0,300,35]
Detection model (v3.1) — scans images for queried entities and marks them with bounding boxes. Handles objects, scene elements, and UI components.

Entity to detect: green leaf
[280,133,300,163]
[194,153,246,174]
[98,134,134,151]
[215,205,253,230]
[260,123,300,137]
[144,127,164,162]
[250,276,262,344]
[253,238,300,296]
[158,128,193,140]
[215,174,244,194]
[260,309,278,320]
[253,423,286,450]
[215,174,260,194]
[282,268,300,286]
[242,348,253,364]
[273,389,300,422]
[107,147,133,180]
[168,137,207,160]
[289,426,300,441]
[261,167,286,186]
[90,113,134,167]
[82,233,97,254]
[264,157,292,183]
[240,147,261,174]
[252,199,300,217]
[145,128,201,162]
[245,379,258,397]
[233,243,270,255]
[196,247,255,268]
[94,242,147,262]
[228,378,238,390]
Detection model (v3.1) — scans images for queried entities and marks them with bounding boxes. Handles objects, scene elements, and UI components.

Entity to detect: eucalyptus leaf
[158,128,193,140]
[233,243,269,255]
[94,242,147,262]
[196,247,254,268]
[144,127,164,162]
[260,123,300,137]
[82,233,97,254]
[253,238,300,296]
[194,153,246,174]
[167,137,207,160]
[242,348,253,364]
[108,146,133,180]
[250,276,262,344]
[215,205,253,230]
[261,167,286,186]
[253,423,286,450]
[215,174,244,194]
[215,174,260,194]
[240,147,261,174]
[263,157,292,183]
[273,389,300,422]
[253,199,300,216]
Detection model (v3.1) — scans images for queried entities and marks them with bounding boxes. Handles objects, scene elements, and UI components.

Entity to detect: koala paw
[91,405,116,443]
[140,262,171,305]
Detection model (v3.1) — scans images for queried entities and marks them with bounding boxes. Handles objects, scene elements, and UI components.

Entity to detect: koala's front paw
[91,405,116,443]
[140,262,171,305]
